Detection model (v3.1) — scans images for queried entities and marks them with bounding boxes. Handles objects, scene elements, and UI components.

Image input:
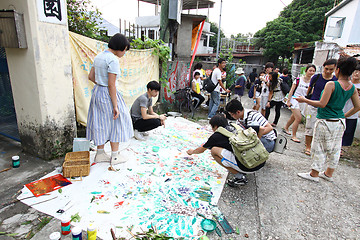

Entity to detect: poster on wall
[36,0,67,25]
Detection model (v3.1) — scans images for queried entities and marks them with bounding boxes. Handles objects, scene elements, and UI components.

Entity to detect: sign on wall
[36,0,67,25]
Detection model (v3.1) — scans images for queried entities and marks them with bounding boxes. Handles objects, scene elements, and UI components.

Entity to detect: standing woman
[265,72,284,127]
[283,64,316,142]
[341,64,360,150]
[296,57,360,182]
[86,33,134,165]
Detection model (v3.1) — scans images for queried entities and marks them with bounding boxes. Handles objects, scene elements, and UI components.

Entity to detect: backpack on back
[216,123,269,169]
[203,73,218,93]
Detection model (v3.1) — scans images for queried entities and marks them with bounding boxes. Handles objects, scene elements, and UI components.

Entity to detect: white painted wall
[324,0,360,46]
[0,0,76,159]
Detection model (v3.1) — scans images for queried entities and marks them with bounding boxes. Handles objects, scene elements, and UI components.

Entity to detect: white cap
[72,226,82,235]
[12,156,19,160]
[87,223,96,232]
[49,232,61,240]
[61,215,71,223]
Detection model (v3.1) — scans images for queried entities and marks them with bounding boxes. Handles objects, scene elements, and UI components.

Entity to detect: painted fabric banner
[69,32,159,126]
[163,60,190,102]
[17,117,228,239]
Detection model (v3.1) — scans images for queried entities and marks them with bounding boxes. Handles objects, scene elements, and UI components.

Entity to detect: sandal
[291,138,301,143]
[304,150,311,156]
[271,123,277,127]
[282,128,291,135]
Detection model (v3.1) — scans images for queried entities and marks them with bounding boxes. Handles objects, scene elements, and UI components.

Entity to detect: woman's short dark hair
[108,33,130,51]
[193,63,203,70]
[337,57,358,76]
[265,62,274,69]
[209,114,228,128]
[282,68,288,75]
[323,58,337,67]
[225,99,244,114]
[194,72,201,76]
[147,81,161,91]
[305,64,316,72]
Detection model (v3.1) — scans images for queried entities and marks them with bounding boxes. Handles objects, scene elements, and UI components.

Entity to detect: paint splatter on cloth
[17,117,228,239]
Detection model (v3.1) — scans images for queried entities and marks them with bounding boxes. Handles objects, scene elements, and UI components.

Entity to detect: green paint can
[12,156,20,168]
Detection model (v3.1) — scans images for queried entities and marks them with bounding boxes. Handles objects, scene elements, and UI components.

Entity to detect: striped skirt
[86,85,134,146]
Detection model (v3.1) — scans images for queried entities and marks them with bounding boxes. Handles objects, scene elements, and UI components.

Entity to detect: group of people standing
[84,32,360,185]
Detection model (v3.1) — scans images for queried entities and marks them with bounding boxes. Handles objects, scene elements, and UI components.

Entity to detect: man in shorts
[130,81,166,141]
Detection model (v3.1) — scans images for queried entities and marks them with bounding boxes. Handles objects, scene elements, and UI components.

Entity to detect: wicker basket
[62,151,90,178]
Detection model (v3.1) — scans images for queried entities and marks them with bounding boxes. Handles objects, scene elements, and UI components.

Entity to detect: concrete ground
[0,95,359,240]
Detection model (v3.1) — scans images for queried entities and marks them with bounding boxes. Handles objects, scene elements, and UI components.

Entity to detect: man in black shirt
[186,114,265,187]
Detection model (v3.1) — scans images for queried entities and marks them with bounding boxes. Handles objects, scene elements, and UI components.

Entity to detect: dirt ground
[341,138,360,168]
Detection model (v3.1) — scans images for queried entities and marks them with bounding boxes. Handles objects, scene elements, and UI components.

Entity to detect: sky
[91,0,294,37]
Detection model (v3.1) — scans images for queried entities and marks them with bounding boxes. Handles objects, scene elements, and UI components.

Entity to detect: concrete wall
[176,16,193,61]
[0,0,76,159]
[324,0,360,46]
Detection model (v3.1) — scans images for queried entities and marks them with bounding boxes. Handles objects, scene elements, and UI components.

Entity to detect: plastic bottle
[87,223,97,240]
[12,156,20,168]
[61,215,71,235]
[72,226,82,240]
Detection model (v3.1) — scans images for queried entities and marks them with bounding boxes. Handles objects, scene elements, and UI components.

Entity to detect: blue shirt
[234,75,246,96]
[93,50,120,87]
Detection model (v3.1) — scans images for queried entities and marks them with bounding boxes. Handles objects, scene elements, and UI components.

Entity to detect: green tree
[209,22,225,51]
[67,0,109,41]
[254,0,333,62]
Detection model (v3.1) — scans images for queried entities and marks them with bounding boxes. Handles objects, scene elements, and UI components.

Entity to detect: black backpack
[203,73,218,93]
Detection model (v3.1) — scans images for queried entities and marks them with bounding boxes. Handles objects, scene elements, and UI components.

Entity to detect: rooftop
[139,0,215,10]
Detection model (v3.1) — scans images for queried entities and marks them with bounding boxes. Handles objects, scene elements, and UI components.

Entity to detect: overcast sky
[92,0,294,37]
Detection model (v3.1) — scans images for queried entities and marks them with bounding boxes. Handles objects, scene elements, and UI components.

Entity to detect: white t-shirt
[293,77,310,98]
[260,74,269,97]
[343,83,360,119]
[211,68,222,92]
[192,78,202,93]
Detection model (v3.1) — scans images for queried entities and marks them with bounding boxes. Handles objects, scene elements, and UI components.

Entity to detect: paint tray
[62,151,90,178]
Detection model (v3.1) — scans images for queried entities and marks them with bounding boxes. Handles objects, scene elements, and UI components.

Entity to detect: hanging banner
[69,32,159,126]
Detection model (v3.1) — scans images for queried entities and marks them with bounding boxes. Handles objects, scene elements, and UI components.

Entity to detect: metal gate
[0,47,20,141]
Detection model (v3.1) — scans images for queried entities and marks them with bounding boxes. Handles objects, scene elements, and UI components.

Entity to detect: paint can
[12,156,20,168]
[49,232,61,240]
[87,223,97,240]
[72,226,82,240]
[61,215,71,235]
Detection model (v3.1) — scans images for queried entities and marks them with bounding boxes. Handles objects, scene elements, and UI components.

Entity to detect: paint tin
[72,226,82,240]
[87,223,97,240]
[61,215,71,235]
[12,156,20,168]
[152,146,160,152]
[49,232,61,240]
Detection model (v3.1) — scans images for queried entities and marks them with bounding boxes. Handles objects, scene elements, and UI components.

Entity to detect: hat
[235,68,244,74]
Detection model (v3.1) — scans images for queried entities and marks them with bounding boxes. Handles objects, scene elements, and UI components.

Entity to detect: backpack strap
[216,126,234,138]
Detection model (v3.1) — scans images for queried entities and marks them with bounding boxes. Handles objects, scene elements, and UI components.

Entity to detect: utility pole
[216,0,223,60]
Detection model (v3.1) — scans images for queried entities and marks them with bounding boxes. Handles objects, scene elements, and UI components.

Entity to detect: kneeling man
[130,81,166,141]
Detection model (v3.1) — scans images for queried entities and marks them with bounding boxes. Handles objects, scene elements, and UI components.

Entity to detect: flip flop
[291,138,301,143]
[271,123,277,127]
[282,128,291,135]
[304,150,311,156]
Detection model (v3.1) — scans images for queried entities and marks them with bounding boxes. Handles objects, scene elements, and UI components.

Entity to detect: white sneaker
[111,152,128,165]
[297,172,319,182]
[319,171,333,182]
[134,130,145,141]
[94,152,110,163]
[142,131,149,136]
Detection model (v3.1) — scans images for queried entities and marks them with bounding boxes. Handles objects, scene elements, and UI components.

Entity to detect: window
[326,17,346,39]
[148,30,155,40]
[203,36,207,47]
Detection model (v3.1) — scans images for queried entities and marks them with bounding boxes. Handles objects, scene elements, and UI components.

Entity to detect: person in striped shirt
[225,99,277,153]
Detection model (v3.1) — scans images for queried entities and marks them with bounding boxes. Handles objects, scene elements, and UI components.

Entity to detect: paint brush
[30,196,58,206]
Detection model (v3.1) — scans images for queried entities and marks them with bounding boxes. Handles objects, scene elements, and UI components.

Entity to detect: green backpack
[216,123,269,169]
